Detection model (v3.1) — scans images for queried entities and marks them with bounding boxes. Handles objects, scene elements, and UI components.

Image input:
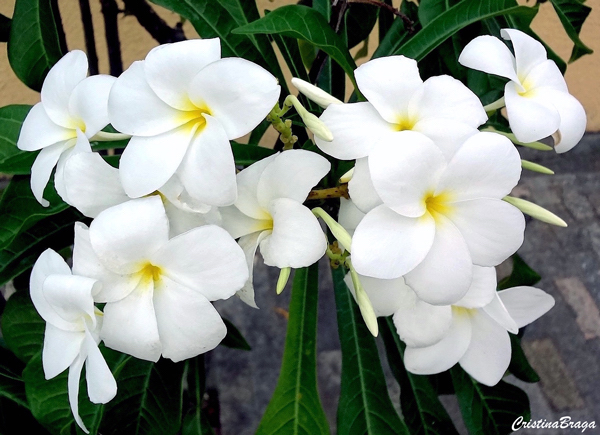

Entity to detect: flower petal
[154,276,227,362]
[235,153,278,220]
[42,324,83,379]
[482,293,518,334]
[393,293,453,348]
[404,214,473,305]
[164,199,217,238]
[118,124,192,198]
[144,38,221,111]
[538,89,586,153]
[413,118,478,161]
[42,274,98,329]
[459,35,519,82]
[101,280,162,362]
[498,286,555,328]
[355,56,422,123]
[90,197,169,274]
[189,57,280,139]
[220,205,272,239]
[259,198,326,269]
[177,116,237,206]
[352,205,436,279]
[459,310,511,386]
[67,353,88,433]
[447,198,524,266]
[315,102,394,160]
[30,249,72,324]
[344,273,407,317]
[69,75,116,136]
[403,308,472,375]
[63,151,129,218]
[338,197,365,235]
[257,149,331,208]
[17,103,74,151]
[454,266,497,309]
[409,75,487,127]
[236,231,270,308]
[369,132,445,218]
[30,140,72,206]
[437,132,521,201]
[505,82,560,143]
[159,175,212,214]
[41,50,88,129]
[524,59,568,93]
[348,157,383,214]
[83,328,117,403]
[153,225,248,301]
[501,29,547,80]
[108,61,184,136]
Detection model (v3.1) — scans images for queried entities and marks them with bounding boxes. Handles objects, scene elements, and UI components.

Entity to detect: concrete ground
[209,134,600,434]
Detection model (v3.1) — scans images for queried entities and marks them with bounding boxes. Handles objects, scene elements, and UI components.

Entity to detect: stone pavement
[209,134,600,434]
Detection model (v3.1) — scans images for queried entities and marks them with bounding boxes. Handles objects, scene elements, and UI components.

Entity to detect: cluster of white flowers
[20,30,584,430]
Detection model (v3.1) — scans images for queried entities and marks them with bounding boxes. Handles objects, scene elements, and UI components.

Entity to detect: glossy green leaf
[0,105,36,175]
[0,175,69,251]
[508,334,540,383]
[1,291,44,363]
[393,0,537,61]
[379,318,458,435]
[549,0,593,62]
[221,318,251,351]
[0,347,28,409]
[498,254,541,290]
[0,208,82,287]
[233,5,358,89]
[332,267,407,435]
[248,119,272,145]
[345,3,378,49]
[373,1,418,59]
[378,0,395,44]
[182,355,214,435]
[451,367,531,435]
[231,141,276,166]
[0,13,11,41]
[7,0,64,91]
[256,264,329,435]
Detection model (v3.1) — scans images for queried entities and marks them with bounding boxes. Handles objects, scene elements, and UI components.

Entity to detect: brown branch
[123,0,186,44]
[307,184,349,200]
[100,0,123,76]
[78,0,99,75]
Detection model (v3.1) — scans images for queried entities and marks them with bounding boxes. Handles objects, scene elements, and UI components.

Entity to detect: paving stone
[555,277,600,340]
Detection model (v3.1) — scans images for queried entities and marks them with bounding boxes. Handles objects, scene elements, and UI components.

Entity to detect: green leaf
[0,105,37,175]
[182,355,214,435]
[231,141,276,166]
[345,3,378,49]
[393,0,537,61]
[7,0,64,91]
[497,254,541,290]
[378,0,395,44]
[0,347,28,409]
[233,5,358,89]
[256,264,329,435]
[379,318,458,435]
[373,1,418,59]
[0,175,69,250]
[248,119,272,145]
[0,13,11,42]
[99,358,184,435]
[508,334,540,383]
[148,0,283,88]
[1,291,44,363]
[0,208,82,287]
[549,0,593,62]
[220,318,251,351]
[332,267,407,435]
[451,367,531,435]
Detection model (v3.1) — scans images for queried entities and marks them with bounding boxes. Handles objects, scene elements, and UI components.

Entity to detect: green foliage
[508,334,540,383]
[0,105,36,174]
[7,0,64,91]
[231,141,276,166]
[451,367,531,435]
[221,318,251,351]
[182,355,214,435]
[549,0,593,62]
[332,267,407,435]
[256,264,329,434]
[2,291,45,363]
[379,318,458,435]
[498,254,541,289]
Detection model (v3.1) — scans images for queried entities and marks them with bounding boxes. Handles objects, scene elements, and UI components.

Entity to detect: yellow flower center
[393,115,417,132]
[139,262,163,285]
[423,191,454,220]
[178,102,212,134]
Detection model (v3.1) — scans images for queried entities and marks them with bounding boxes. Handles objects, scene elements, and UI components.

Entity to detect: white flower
[108,38,281,206]
[351,132,524,305]
[62,149,221,237]
[459,29,586,153]
[314,55,487,163]
[17,50,116,206]
[72,196,248,362]
[220,150,330,307]
[30,249,117,433]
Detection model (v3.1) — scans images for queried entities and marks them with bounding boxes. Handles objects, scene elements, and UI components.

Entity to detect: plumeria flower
[62,149,221,237]
[346,265,555,385]
[314,55,487,162]
[17,50,115,206]
[220,150,330,307]
[109,38,280,207]
[30,249,117,433]
[351,131,524,305]
[72,196,248,362]
[459,29,586,153]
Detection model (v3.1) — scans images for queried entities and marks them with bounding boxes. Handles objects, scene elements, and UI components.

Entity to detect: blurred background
[0,0,599,433]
